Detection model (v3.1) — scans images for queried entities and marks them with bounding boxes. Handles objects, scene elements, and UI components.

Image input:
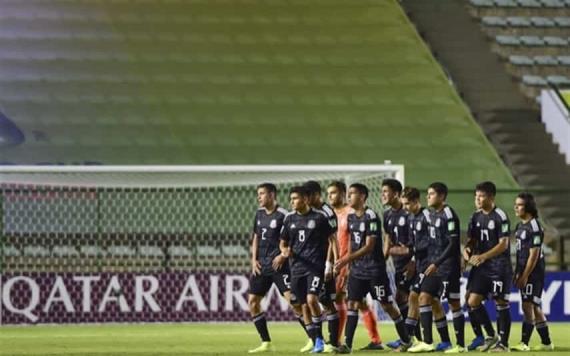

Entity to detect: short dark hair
[402,186,420,201]
[257,183,277,195]
[290,185,309,197]
[303,180,322,195]
[382,178,403,194]
[517,192,538,218]
[327,180,346,194]
[475,181,496,197]
[349,183,369,200]
[428,182,448,199]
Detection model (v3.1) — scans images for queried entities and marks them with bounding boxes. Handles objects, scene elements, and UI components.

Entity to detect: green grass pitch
[1,322,568,355]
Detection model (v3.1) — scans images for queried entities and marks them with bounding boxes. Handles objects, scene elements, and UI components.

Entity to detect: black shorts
[411,272,425,294]
[249,271,291,297]
[520,272,544,306]
[319,276,336,305]
[290,272,324,304]
[421,272,461,301]
[395,270,413,293]
[347,273,393,304]
[469,268,512,301]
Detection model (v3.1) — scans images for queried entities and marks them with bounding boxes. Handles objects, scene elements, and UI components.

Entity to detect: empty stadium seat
[495,0,518,7]
[522,75,548,85]
[520,35,545,45]
[138,245,164,258]
[543,36,568,45]
[547,75,570,85]
[496,35,521,45]
[221,244,248,257]
[518,0,543,8]
[3,245,21,257]
[23,246,50,257]
[80,245,105,257]
[107,245,136,256]
[52,245,79,257]
[509,55,534,65]
[554,17,570,27]
[167,245,192,258]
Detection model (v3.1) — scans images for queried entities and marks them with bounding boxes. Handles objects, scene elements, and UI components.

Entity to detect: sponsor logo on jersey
[308,220,315,229]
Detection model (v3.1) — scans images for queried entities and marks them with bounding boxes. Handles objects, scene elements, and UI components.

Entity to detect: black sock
[399,303,409,320]
[327,312,340,346]
[452,309,465,347]
[252,312,271,342]
[345,309,359,349]
[394,314,410,343]
[468,308,483,338]
[497,305,511,347]
[535,321,551,345]
[435,317,451,343]
[419,304,433,344]
[521,319,534,345]
[405,317,420,341]
[312,315,323,340]
[473,304,495,337]
[298,316,311,338]
[306,323,316,342]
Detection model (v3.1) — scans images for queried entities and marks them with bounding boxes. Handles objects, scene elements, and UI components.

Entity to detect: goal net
[0,165,403,325]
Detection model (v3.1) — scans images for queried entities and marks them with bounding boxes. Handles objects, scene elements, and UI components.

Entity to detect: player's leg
[358,299,382,348]
[406,290,422,343]
[409,274,441,352]
[489,274,512,352]
[511,299,534,351]
[307,274,326,352]
[334,273,348,342]
[432,298,451,349]
[533,305,553,350]
[248,275,274,353]
[529,275,553,351]
[339,276,366,353]
[276,271,312,342]
[373,274,411,351]
[386,271,410,349]
[465,270,485,351]
[320,278,340,350]
[467,273,497,351]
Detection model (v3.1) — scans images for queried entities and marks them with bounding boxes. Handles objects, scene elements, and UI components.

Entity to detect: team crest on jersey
[488,220,495,230]
[416,221,422,231]
[520,230,526,240]
[291,224,296,229]
[398,216,406,226]
[270,219,277,229]
[257,220,261,225]
[359,222,365,232]
[308,220,316,229]
[435,218,441,227]
[477,222,480,227]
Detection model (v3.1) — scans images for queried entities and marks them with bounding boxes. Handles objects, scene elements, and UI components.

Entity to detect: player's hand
[515,275,528,289]
[271,255,286,271]
[252,259,262,275]
[334,257,349,273]
[469,254,486,267]
[424,263,438,276]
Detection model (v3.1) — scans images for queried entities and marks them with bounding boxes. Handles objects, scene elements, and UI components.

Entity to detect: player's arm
[463,215,476,262]
[471,217,510,266]
[426,217,460,276]
[335,235,375,270]
[383,232,392,259]
[251,233,261,275]
[274,220,291,270]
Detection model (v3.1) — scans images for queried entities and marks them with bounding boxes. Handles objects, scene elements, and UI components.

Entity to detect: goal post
[0,164,404,325]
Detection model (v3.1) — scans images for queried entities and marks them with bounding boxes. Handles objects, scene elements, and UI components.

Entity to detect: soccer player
[279,186,337,353]
[511,192,554,351]
[334,183,412,353]
[464,182,510,352]
[409,182,465,353]
[381,179,413,349]
[303,180,341,352]
[327,181,384,350]
[401,187,451,349]
[247,183,304,353]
